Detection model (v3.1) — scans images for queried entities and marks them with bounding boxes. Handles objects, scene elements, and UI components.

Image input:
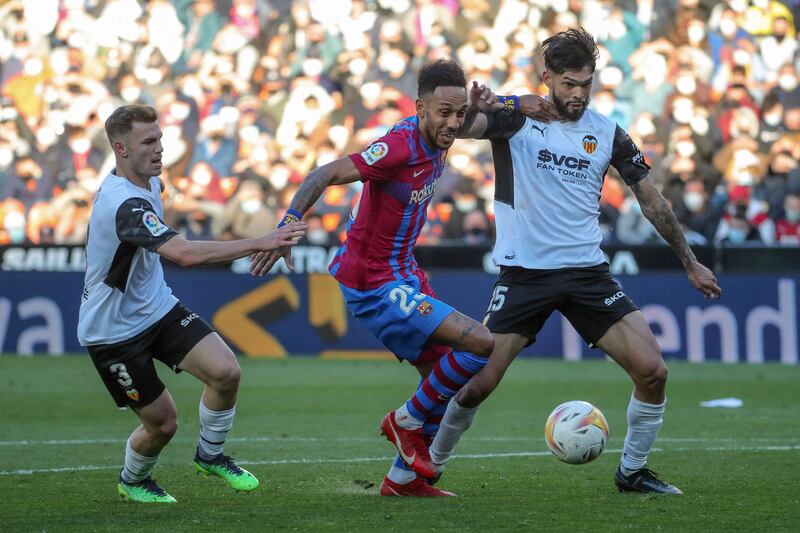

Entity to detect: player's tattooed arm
[250,157,361,276]
[287,156,361,214]
[630,177,695,265]
[631,176,722,299]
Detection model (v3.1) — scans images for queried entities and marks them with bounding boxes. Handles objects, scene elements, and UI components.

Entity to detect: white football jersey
[77,171,178,346]
[480,108,649,269]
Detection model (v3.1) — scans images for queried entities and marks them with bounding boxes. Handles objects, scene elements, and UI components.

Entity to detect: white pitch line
[0,436,416,447]
[1,435,797,447]
[0,436,368,446]
[2,444,799,476]
[0,438,126,446]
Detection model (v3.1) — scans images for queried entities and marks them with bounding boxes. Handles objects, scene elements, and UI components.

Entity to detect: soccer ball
[544,400,609,464]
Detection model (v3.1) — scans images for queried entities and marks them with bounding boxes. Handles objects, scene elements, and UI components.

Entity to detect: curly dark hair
[542,27,599,74]
[417,59,467,98]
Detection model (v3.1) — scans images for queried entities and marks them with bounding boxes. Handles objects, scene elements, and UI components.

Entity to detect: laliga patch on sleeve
[360,142,389,165]
[142,211,169,236]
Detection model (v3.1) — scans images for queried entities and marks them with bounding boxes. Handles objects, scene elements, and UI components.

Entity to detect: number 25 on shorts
[488,286,508,312]
[389,284,426,315]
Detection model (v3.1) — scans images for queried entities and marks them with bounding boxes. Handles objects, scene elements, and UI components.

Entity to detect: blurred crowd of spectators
[1,0,799,249]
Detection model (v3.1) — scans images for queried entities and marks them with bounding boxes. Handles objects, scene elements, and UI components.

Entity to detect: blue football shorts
[339,275,455,364]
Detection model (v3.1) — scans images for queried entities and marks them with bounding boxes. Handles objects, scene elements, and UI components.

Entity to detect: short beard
[552,91,586,122]
[425,123,449,150]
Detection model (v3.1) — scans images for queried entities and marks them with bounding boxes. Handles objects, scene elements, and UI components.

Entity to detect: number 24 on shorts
[389,284,426,315]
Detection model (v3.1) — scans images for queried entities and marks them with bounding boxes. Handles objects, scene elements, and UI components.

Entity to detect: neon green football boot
[193,448,259,492]
[118,471,177,503]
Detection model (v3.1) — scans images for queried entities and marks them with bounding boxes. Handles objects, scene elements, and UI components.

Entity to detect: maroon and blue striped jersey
[329,116,447,290]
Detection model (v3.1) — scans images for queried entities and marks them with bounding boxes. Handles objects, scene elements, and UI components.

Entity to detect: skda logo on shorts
[604,291,625,306]
[417,301,433,316]
[181,313,199,327]
[126,388,140,402]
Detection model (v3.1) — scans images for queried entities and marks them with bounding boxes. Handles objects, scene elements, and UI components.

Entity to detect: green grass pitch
[1,356,798,532]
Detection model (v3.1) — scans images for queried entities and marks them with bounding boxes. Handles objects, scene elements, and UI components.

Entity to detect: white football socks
[620,394,665,476]
[429,400,479,466]
[394,403,424,430]
[387,461,418,484]
[198,402,236,460]
[121,436,159,484]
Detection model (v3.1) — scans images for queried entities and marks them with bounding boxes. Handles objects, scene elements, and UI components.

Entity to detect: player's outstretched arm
[458,81,505,138]
[249,156,362,276]
[630,176,722,299]
[283,156,361,215]
[155,222,307,268]
[458,85,560,139]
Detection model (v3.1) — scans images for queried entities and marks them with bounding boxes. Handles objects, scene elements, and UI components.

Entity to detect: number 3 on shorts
[488,285,508,312]
[110,363,133,387]
[389,284,426,315]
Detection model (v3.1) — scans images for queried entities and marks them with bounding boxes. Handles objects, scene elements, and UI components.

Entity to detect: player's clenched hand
[249,222,306,276]
[686,260,722,300]
[469,81,504,112]
[250,249,279,276]
[250,247,290,276]
[518,94,561,123]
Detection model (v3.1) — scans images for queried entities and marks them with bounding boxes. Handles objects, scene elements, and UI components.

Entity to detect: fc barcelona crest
[582,135,598,154]
[417,301,433,316]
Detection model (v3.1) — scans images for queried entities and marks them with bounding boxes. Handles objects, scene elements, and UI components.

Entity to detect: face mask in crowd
[594,98,616,117]
[0,147,12,167]
[306,228,330,245]
[778,74,798,92]
[240,199,261,214]
[121,87,141,103]
[687,25,705,44]
[683,191,705,212]
[455,198,478,213]
[727,227,748,243]
[764,111,783,127]
[676,140,696,158]
[675,75,696,95]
